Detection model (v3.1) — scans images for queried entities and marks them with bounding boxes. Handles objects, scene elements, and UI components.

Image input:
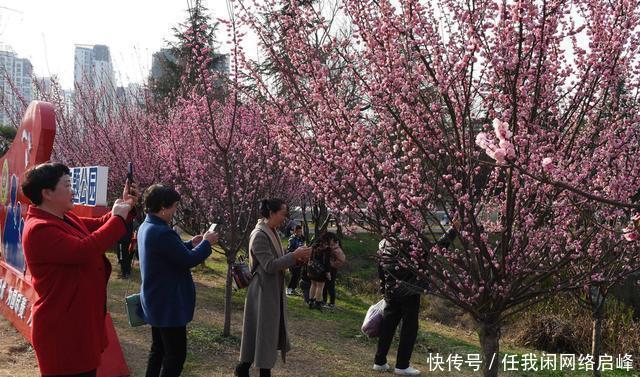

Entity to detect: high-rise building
[150,48,177,80]
[116,83,144,107]
[73,44,116,91]
[0,47,33,127]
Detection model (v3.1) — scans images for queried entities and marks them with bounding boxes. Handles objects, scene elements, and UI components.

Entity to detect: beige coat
[239,219,296,369]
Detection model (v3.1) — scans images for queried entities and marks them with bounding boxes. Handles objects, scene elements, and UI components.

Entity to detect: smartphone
[208,223,218,233]
[127,162,134,183]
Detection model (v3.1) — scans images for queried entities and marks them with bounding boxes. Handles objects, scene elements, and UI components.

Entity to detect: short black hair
[22,162,71,205]
[259,198,286,218]
[313,231,339,246]
[143,184,181,213]
[295,225,302,231]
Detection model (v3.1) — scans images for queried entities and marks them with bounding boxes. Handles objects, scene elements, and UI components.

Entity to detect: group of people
[19,162,458,377]
[285,225,346,310]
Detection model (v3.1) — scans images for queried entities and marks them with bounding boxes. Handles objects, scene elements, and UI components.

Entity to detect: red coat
[22,206,126,375]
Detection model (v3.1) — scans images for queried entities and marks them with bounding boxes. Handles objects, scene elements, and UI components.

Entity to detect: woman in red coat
[21,163,138,377]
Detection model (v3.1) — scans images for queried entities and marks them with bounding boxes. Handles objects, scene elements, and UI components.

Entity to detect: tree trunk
[335,215,343,240]
[590,286,606,377]
[478,319,501,377]
[301,202,310,242]
[223,262,233,336]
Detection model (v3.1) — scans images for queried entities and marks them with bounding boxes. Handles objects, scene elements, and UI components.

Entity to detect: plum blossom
[541,157,555,172]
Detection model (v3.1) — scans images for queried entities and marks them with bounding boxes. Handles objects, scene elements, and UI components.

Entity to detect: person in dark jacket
[373,225,458,376]
[138,184,219,377]
[286,225,305,296]
[117,220,134,278]
[321,232,346,308]
[307,233,333,310]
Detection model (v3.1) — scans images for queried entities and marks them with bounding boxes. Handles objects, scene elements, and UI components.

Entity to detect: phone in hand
[127,162,134,183]
[208,223,218,233]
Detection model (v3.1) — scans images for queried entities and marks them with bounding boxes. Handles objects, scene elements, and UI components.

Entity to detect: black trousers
[146,326,187,377]
[287,266,301,290]
[374,294,420,369]
[300,268,311,302]
[322,268,337,304]
[117,240,132,277]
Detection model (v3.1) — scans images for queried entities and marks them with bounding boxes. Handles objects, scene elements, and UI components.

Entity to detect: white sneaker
[286,288,293,295]
[394,366,421,375]
[373,363,391,372]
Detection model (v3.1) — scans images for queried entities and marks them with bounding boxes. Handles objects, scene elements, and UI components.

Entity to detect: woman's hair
[311,231,339,251]
[143,184,181,213]
[259,198,286,218]
[22,162,71,205]
[314,231,339,245]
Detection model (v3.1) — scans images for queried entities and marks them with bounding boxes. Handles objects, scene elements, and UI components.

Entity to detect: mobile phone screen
[208,223,218,232]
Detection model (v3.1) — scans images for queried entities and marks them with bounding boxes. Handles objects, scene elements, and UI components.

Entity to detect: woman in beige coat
[235,199,311,377]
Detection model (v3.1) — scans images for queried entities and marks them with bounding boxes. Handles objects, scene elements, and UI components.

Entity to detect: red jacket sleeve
[78,212,113,233]
[80,211,135,232]
[25,216,126,265]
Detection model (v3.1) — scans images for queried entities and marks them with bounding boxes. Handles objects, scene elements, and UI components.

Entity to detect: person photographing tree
[373,220,459,376]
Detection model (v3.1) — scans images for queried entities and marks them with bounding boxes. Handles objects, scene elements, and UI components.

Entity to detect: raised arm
[25,217,126,265]
[154,230,212,269]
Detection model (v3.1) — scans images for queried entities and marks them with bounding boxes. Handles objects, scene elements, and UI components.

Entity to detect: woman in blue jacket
[137,184,219,377]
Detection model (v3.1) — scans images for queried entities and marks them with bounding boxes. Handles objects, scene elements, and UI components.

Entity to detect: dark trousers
[322,268,337,304]
[146,326,187,377]
[287,266,301,290]
[300,268,311,302]
[117,240,132,277]
[374,294,420,369]
[44,370,96,377]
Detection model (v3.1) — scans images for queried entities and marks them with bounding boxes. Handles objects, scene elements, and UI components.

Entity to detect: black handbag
[231,257,253,289]
[307,258,326,280]
[235,229,281,288]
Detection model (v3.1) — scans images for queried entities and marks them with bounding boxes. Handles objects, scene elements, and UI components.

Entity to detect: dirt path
[0,317,37,377]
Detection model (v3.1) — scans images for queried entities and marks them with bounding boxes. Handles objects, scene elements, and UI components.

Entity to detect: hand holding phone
[204,224,219,245]
[123,162,138,200]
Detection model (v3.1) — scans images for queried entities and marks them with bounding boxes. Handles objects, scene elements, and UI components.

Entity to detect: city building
[0,47,33,126]
[73,44,116,91]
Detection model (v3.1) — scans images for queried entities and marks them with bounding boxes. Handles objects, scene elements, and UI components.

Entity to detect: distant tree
[148,0,227,103]
[0,124,16,156]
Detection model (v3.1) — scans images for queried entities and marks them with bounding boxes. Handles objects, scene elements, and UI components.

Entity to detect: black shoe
[308,299,316,309]
[235,363,250,377]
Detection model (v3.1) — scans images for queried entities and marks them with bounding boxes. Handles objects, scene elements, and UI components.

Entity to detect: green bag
[125,293,147,327]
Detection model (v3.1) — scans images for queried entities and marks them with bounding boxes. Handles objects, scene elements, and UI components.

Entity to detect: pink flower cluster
[623,214,640,241]
[475,119,516,164]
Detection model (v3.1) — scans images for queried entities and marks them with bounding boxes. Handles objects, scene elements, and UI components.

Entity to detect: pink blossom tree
[158,3,297,336]
[235,0,640,375]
